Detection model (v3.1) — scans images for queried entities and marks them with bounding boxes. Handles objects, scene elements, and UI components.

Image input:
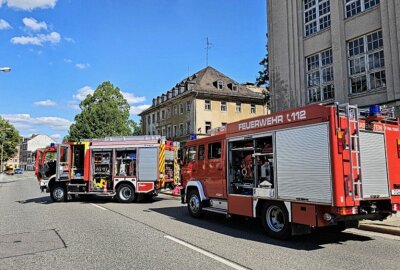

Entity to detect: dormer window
[231,84,238,91]
[217,80,224,90]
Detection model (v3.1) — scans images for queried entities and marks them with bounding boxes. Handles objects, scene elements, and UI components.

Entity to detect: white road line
[90,203,108,211]
[164,235,248,270]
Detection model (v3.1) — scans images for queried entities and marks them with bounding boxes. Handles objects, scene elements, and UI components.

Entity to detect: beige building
[19,134,55,170]
[268,0,400,114]
[139,66,267,142]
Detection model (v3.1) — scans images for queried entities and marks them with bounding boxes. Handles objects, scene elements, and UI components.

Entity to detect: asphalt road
[1,172,400,270]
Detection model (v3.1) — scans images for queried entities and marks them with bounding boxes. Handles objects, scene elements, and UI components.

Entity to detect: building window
[173,125,177,138]
[173,105,178,116]
[179,123,184,136]
[186,121,191,134]
[152,114,155,124]
[231,84,238,91]
[304,0,331,37]
[166,126,171,138]
[161,110,165,120]
[220,101,227,112]
[306,48,334,103]
[205,121,212,133]
[250,104,256,114]
[345,0,380,18]
[180,103,184,114]
[205,100,211,110]
[156,112,160,122]
[147,115,150,125]
[235,102,242,113]
[217,80,224,89]
[167,108,171,118]
[348,30,385,94]
[186,101,191,111]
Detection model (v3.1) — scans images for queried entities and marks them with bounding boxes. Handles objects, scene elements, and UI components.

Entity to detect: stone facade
[268,0,400,114]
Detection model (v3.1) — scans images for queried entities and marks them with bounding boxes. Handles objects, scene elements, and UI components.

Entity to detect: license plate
[392,189,400,196]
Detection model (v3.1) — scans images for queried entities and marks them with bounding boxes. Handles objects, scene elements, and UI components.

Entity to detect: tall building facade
[19,134,55,170]
[268,0,400,114]
[139,66,267,142]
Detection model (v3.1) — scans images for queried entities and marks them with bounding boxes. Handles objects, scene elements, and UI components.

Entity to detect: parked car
[15,168,23,174]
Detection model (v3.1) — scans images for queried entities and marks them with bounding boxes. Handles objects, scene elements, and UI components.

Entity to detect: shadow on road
[150,205,373,251]
[16,196,52,204]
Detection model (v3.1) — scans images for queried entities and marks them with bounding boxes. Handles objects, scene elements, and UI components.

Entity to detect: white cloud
[130,104,150,115]
[0,19,11,30]
[50,133,61,140]
[34,99,57,107]
[121,91,146,105]
[23,17,47,31]
[64,58,72,63]
[73,86,94,101]
[64,37,75,43]
[75,63,90,70]
[3,0,57,10]
[10,31,61,46]
[1,113,72,131]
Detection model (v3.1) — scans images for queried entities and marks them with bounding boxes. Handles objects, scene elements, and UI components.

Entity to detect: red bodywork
[182,104,400,227]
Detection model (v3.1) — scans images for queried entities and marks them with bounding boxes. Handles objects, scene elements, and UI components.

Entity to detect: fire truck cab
[36,136,176,203]
[181,103,400,239]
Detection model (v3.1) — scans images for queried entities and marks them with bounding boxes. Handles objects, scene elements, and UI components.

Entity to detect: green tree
[256,34,269,88]
[66,82,133,141]
[0,117,20,163]
[128,119,142,135]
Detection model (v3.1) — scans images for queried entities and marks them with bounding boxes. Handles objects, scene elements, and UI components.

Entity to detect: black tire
[116,184,135,203]
[187,190,204,218]
[50,183,67,202]
[261,202,291,239]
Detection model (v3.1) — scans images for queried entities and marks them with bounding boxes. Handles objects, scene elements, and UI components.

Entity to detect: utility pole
[205,37,212,67]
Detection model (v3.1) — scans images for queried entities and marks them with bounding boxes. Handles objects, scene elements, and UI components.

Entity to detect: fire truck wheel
[261,202,291,239]
[116,184,135,203]
[50,184,67,202]
[187,190,204,218]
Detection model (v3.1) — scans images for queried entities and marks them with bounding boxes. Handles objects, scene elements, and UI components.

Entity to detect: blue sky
[0,0,267,142]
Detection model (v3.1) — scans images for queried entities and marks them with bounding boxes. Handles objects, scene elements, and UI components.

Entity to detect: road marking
[164,235,248,270]
[90,203,107,211]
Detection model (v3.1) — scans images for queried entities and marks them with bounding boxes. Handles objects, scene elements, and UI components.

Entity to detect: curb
[358,224,400,236]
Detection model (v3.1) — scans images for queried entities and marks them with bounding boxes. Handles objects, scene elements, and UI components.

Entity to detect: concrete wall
[268,0,400,113]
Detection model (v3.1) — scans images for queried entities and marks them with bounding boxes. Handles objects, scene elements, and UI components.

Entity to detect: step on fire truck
[180,103,400,239]
[35,136,180,203]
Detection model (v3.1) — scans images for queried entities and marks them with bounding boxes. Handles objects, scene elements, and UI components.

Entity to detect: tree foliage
[0,117,20,163]
[128,119,142,135]
[66,82,138,141]
[256,34,270,88]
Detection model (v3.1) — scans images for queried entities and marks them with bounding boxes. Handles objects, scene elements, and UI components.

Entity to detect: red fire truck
[35,136,179,203]
[180,103,400,239]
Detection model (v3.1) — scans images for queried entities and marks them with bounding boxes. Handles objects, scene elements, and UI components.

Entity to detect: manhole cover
[0,229,66,259]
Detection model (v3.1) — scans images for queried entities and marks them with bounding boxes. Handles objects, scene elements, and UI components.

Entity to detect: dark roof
[140,66,264,115]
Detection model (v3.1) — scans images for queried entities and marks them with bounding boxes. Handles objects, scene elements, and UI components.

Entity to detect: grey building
[268,0,400,114]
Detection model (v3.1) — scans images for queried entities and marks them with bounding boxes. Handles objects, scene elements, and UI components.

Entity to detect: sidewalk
[359,213,400,236]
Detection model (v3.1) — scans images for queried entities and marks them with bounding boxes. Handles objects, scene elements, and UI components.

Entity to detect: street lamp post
[0,67,11,73]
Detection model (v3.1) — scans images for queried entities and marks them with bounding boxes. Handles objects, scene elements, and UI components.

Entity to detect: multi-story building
[139,66,267,142]
[268,0,400,114]
[19,134,55,170]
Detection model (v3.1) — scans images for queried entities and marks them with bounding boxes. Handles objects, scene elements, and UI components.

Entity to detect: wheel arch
[256,199,292,222]
[115,180,136,192]
[185,180,208,202]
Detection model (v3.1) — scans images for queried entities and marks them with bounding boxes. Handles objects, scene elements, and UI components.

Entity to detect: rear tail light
[338,130,344,154]
[393,204,398,212]
[337,206,358,215]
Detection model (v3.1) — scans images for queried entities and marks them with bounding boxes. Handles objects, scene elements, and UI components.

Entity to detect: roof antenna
[205,37,212,67]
